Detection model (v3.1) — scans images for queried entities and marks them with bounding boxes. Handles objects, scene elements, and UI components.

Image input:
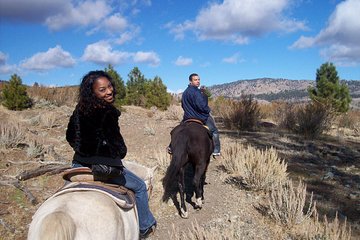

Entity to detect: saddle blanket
[51,182,135,209]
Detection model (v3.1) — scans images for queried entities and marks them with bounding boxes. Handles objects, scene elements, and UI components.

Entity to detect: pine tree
[308,62,351,113]
[2,74,32,110]
[104,64,126,106]
[144,76,171,110]
[125,67,147,106]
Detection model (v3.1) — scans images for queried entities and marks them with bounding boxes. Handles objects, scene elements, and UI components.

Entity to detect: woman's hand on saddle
[91,164,123,178]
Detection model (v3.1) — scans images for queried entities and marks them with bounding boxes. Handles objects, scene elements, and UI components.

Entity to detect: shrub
[222,140,287,191]
[165,104,183,121]
[279,102,333,139]
[0,123,25,149]
[39,112,58,129]
[336,110,359,130]
[268,179,315,228]
[238,94,262,130]
[277,103,297,131]
[305,210,351,240]
[295,102,333,139]
[26,140,45,158]
[154,148,171,174]
[2,74,32,110]
[219,95,261,131]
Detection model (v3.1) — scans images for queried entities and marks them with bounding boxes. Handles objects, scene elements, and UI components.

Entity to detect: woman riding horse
[65,70,156,238]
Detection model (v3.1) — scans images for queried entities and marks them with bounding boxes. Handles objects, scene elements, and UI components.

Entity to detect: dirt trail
[150,159,275,239]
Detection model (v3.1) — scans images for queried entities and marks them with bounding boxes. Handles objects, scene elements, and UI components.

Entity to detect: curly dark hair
[76,70,117,115]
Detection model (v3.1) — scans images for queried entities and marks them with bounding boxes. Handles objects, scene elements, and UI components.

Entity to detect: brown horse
[162,121,213,218]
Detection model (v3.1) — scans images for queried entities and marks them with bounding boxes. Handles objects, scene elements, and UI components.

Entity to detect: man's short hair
[189,73,198,81]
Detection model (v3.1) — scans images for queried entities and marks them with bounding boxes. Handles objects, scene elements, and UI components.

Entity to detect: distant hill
[208,78,360,108]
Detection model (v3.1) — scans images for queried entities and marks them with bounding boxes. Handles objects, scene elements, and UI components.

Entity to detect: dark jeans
[71,161,156,232]
[205,115,220,153]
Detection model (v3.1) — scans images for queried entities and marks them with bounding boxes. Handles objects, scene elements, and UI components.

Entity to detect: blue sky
[0,0,359,93]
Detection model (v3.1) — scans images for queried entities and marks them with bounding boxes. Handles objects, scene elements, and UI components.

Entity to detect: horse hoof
[195,198,203,209]
[194,205,202,210]
[180,209,188,218]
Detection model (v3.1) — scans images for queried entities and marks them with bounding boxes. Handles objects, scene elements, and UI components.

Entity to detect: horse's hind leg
[193,164,207,209]
[178,167,188,218]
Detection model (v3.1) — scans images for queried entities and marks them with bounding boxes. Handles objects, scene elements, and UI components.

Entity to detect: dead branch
[0,218,15,234]
[0,179,37,205]
[7,160,37,165]
[16,164,70,181]
[13,181,38,205]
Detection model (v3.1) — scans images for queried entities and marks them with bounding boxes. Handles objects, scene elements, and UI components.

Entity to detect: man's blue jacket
[181,84,210,123]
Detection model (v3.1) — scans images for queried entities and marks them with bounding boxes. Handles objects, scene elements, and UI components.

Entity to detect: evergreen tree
[308,62,351,113]
[104,64,126,106]
[125,67,147,106]
[2,74,32,110]
[144,76,171,110]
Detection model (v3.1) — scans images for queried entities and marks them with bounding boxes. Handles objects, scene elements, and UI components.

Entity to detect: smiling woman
[92,76,115,104]
[64,70,157,238]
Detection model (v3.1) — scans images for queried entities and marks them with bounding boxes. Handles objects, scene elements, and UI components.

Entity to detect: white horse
[27,160,157,240]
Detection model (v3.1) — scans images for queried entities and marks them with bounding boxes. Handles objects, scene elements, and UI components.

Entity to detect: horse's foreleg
[178,167,188,218]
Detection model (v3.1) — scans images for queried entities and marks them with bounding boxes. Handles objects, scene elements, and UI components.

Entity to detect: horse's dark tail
[162,134,188,202]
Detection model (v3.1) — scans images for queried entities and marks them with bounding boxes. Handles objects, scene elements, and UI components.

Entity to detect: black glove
[91,164,123,178]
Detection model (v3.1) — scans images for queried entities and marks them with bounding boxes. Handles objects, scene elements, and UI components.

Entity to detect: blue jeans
[206,115,220,153]
[71,161,156,231]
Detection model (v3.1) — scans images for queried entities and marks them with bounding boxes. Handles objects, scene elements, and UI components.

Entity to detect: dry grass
[336,110,360,130]
[39,112,58,129]
[27,85,77,107]
[143,123,156,136]
[26,140,45,159]
[298,210,352,240]
[153,148,171,174]
[164,104,183,121]
[169,221,238,240]
[0,122,25,149]
[221,139,287,191]
[268,179,315,228]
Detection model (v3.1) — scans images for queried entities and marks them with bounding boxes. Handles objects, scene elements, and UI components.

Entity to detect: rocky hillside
[208,78,360,105]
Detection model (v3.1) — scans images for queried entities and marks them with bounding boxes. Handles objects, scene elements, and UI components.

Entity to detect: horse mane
[38,211,76,240]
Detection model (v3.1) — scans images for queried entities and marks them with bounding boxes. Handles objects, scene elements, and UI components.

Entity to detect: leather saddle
[61,167,135,209]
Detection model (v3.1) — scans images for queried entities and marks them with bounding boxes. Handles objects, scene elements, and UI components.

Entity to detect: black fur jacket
[66,105,127,167]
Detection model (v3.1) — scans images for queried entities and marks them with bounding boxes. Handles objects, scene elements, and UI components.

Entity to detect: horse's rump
[28,190,138,240]
[28,160,156,240]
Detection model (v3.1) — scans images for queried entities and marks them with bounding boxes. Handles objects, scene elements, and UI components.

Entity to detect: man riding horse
[168,73,221,156]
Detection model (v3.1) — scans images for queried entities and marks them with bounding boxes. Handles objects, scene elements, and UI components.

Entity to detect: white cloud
[115,27,141,44]
[222,53,244,64]
[133,51,160,66]
[45,1,111,31]
[168,0,306,44]
[82,41,160,66]
[82,41,132,65]
[291,0,360,65]
[0,51,8,65]
[174,56,193,66]
[20,45,76,71]
[0,51,19,74]
[103,14,128,34]
[320,44,360,67]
